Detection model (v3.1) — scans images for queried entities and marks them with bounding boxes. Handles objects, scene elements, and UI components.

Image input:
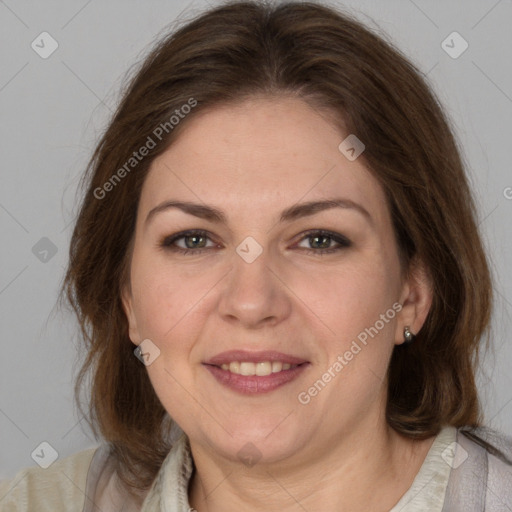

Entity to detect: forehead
[139,96,389,226]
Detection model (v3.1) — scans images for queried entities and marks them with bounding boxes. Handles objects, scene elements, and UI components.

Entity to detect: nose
[217,243,292,329]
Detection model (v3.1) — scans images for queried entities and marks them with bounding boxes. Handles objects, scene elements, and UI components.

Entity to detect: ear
[394,257,433,345]
[121,283,141,346]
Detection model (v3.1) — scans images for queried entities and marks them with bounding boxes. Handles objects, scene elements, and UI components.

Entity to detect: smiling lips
[203,350,309,394]
[220,361,296,376]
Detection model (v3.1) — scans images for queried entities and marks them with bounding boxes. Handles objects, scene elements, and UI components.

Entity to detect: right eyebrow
[145,201,227,226]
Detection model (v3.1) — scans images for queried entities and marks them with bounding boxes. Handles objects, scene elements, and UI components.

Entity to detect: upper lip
[204,350,308,366]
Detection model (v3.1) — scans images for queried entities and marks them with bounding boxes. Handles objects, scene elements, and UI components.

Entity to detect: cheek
[129,256,221,345]
[128,249,181,342]
[130,276,174,339]
[296,256,398,338]
[298,263,398,413]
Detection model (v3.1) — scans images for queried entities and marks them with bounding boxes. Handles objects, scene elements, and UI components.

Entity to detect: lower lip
[203,363,309,394]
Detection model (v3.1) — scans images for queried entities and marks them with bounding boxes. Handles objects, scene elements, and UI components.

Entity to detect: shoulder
[442,426,512,511]
[461,426,512,509]
[457,425,512,470]
[0,445,102,512]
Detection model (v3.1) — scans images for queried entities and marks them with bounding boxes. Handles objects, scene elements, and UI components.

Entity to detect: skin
[122,95,435,511]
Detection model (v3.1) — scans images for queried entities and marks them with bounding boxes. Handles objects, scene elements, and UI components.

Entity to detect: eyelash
[159,229,351,256]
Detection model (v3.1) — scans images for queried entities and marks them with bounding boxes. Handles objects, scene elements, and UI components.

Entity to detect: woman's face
[122,95,431,466]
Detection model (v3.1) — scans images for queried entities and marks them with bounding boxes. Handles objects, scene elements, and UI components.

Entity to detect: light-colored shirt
[1,425,511,511]
[389,425,455,511]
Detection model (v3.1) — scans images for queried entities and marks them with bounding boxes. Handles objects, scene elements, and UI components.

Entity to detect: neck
[187,412,435,512]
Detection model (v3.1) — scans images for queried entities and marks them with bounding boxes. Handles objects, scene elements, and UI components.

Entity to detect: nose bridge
[218,236,290,327]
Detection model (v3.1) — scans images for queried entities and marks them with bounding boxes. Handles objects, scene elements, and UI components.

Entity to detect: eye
[295,229,351,255]
[160,229,217,255]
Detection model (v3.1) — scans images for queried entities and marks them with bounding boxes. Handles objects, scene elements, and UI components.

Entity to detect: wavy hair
[60,0,493,497]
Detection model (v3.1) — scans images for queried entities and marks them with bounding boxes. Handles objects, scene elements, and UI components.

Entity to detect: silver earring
[403,326,415,344]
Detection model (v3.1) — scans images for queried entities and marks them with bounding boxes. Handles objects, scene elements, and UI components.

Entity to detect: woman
[1,1,511,511]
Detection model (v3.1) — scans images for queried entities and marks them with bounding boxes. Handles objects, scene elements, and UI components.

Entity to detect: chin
[194,419,310,466]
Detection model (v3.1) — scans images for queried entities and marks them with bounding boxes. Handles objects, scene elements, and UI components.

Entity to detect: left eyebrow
[280,198,372,225]
[144,198,373,227]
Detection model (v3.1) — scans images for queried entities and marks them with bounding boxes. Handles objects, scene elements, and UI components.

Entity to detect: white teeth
[218,361,298,376]
[240,362,255,376]
[272,361,283,373]
[256,362,272,376]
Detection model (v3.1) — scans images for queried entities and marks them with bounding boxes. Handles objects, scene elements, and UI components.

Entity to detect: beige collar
[138,427,455,512]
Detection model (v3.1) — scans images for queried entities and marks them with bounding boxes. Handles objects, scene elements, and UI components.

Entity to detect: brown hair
[60,0,493,496]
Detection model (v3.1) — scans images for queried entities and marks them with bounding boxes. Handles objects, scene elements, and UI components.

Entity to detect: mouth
[217,361,299,376]
[203,350,310,394]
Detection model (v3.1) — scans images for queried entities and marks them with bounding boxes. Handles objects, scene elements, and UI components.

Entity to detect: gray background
[1,0,511,478]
